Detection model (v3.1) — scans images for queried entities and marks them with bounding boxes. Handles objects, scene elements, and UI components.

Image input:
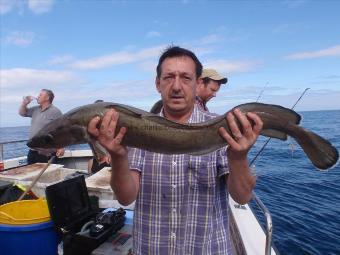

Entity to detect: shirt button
[171,232,176,238]
[172,208,176,213]
[172,184,177,189]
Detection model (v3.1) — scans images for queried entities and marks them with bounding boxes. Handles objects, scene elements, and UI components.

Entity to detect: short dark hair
[42,89,54,103]
[156,46,203,79]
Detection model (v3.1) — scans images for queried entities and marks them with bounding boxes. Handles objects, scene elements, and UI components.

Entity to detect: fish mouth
[26,139,40,149]
[26,134,55,149]
[26,140,33,148]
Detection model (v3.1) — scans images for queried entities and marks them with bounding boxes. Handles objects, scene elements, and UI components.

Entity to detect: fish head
[27,117,87,149]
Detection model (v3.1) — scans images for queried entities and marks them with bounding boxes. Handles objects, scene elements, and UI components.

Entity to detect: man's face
[37,90,49,105]
[156,56,197,115]
[197,80,221,103]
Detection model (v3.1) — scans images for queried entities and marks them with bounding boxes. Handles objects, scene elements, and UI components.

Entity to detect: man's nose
[172,76,182,91]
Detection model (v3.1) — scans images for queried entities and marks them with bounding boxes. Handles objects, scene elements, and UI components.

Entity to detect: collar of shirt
[195,96,209,111]
[159,104,201,124]
[40,104,52,112]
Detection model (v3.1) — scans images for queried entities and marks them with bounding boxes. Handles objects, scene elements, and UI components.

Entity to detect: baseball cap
[200,68,228,84]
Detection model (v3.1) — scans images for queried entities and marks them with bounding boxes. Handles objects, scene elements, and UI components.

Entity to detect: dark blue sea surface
[249,110,340,255]
[0,110,339,254]
[0,126,30,159]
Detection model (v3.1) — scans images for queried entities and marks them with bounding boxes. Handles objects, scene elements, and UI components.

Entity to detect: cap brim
[220,78,228,84]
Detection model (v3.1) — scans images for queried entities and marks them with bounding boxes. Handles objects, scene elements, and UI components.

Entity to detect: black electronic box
[45,175,125,255]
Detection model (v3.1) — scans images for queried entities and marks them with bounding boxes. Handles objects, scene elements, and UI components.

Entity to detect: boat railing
[252,191,273,255]
[0,139,93,171]
[0,139,29,169]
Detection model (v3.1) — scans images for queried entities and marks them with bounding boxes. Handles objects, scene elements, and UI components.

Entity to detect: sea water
[249,110,340,255]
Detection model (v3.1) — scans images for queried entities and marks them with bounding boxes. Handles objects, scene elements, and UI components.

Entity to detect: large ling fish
[27,102,339,170]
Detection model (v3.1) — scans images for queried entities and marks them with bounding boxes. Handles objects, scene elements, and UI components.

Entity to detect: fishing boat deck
[0,148,278,255]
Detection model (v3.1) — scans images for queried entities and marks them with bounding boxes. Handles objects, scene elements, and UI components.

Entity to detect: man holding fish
[88,46,263,254]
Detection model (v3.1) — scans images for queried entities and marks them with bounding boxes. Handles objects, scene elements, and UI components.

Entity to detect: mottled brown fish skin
[27,102,339,170]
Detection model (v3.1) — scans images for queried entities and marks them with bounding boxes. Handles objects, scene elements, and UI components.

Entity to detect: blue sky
[1,0,340,127]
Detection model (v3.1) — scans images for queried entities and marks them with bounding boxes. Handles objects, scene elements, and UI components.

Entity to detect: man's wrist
[227,147,248,161]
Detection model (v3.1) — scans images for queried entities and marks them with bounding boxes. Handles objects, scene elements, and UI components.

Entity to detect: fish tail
[292,127,339,170]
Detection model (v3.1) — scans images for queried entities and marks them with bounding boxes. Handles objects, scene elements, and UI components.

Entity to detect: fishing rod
[256,82,269,102]
[17,156,55,201]
[249,87,310,166]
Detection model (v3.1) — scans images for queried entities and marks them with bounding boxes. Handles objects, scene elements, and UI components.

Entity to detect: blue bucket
[0,220,59,255]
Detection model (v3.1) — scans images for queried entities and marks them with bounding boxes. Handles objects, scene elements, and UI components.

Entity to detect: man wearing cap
[196,68,228,112]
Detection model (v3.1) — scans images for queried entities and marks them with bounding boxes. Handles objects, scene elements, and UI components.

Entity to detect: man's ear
[197,78,203,90]
[156,77,161,93]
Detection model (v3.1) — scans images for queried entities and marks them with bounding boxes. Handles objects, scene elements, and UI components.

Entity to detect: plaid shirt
[195,96,209,112]
[128,105,232,255]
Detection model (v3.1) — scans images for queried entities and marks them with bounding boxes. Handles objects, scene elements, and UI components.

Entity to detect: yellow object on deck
[0,198,51,225]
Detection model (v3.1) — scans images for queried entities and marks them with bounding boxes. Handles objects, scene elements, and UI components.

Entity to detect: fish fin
[289,140,296,157]
[261,129,287,140]
[89,140,109,162]
[293,127,339,170]
[105,104,144,118]
[150,100,163,114]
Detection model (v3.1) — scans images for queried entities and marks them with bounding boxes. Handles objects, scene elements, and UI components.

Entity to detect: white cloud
[28,0,54,14]
[4,31,35,46]
[285,45,340,60]
[0,68,81,89]
[137,60,157,73]
[146,31,161,38]
[0,0,53,15]
[69,45,166,70]
[48,55,74,65]
[203,59,259,74]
